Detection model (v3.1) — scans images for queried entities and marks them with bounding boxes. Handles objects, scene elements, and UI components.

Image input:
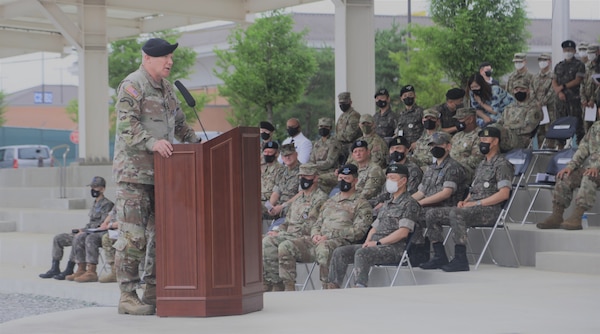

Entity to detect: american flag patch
[124,85,140,99]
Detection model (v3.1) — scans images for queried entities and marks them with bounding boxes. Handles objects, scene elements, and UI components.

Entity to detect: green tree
[417,0,529,87]
[375,22,408,98]
[214,10,317,124]
[0,91,6,126]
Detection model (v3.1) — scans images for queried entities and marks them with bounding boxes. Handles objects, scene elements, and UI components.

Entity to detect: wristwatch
[376,240,382,246]
[476,200,482,206]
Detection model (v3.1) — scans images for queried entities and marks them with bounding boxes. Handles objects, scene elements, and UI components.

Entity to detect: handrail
[50,144,71,199]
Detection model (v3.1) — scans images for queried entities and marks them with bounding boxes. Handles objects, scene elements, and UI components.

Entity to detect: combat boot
[560,206,586,230]
[324,282,340,289]
[66,262,86,281]
[99,263,116,283]
[283,281,296,291]
[419,242,449,270]
[141,284,156,306]
[75,264,98,283]
[53,261,75,280]
[272,281,286,291]
[441,245,470,272]
[536,204,565,229]
[263,281,273,292]
[39,260,61,278]
[118,291,155,315]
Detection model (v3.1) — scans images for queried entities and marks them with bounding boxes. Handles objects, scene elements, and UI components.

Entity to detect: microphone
[174,80,208,142]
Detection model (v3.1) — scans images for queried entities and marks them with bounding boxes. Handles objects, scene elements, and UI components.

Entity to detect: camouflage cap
[280,143,296,156]
[318,117,333,127]
[386,163,409,176]
[512,52,527,62]
[578,42,589,50]
[262,141,279,151]
[339,163,358,176]
[588,44,599,53]
[478,126,501,139]
[359,113,374,124]
[423,108,440,119]
[351,139,369,151]
[388,136,410,148]
[453,107,477,119]
[538,53,552,61]
[428,132,452,146]
[299,163,318,176]
[338,92,351,103]
[87,176,106,188]
[513,77,531,89]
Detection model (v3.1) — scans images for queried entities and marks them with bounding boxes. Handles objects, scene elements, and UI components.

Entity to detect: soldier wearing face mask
[494,77,543,152]
[435,88,466,135]
[552,39,586,144]
[335,92,362,158]
[309,117,342,194]
[278,118,312,164]
[259,121,276,167]
[450,107,484,183]
[411,108,441,169]
[395,85,424,150]
[506,53,533,94]
[578,42,589,65]
[532,53,557,148]
[581,44,600,132]
[479,61,500,86]
[261,141,284,206]
[373,88,399,140]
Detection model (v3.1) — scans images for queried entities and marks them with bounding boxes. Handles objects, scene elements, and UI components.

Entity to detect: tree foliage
[375,22,408,98]
[418,0,529,87]
[214,11,317,124]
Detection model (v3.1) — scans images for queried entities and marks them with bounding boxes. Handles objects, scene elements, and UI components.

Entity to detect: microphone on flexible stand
[174,80,208,142]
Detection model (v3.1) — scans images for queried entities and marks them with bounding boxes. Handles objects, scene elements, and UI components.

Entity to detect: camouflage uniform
[262,188,328,285]
[348,132,389,169]
[506,70,534,94]
[396,105,424,145]
[434,103,462,133]
[50,197,113,262]
[335,104,362,157]
[581,54,599,132]
[309,136,342,174]
[450,127,483,184]
[373,107,399,139]
[266,163,301,219]
[112,65,199,293]
[329,191,420,287]
[531,64,557,145]
[355,161,386,201]
[495,97,542,152]
[261,161,284,202]
[447,154,514,245]
[553,122,600,211]
[554,57,586,142]
[102,232,117,264]
[369,159,423,209]
[411,131,435,169]
[278,191,372,284]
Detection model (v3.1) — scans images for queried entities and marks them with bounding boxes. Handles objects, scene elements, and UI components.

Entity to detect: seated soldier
[411,108,442,170]
[309,117,342,193]
[99,207,119,283]
[327,164,421,288]
[450,107,484,183]
[265,143,301,219]
[262,163,329,291]
[351,114,389,169]
[261,141,285,219]
[277,164,372,289]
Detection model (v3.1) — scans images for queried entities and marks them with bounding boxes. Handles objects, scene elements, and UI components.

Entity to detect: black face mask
[472,89,482,96]
[338,179,353,192]
[484,70,493,77]
[300,177,314,190]
[376,100,388,108]
[287,126,300,137]
[91,189,101,198]
[514,91,528,102]
[390,151,405,162]
[403,97,415,106]
[430,146,446,159]
[455,120,467,132]
[423,119,437,130]
[318,128,330,137]
[479,142,491,155]
[340,104,351,112]
[264,154,276,163]
[260,132,271,141]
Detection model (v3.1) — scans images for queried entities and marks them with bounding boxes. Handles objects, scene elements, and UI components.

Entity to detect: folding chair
[297,262,317,291]
[521,147,576,224]
[98,250,109,276]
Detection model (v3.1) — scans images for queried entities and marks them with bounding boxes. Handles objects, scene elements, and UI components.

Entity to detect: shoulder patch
[124,85,140,99]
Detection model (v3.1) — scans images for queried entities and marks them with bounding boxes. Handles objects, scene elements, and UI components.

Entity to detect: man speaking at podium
[112,38,199,316]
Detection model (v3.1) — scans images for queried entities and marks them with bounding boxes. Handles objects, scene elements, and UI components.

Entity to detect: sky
[0,0,598,95]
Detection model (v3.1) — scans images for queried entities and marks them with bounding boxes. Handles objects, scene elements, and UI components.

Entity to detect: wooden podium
[154,126,263,317]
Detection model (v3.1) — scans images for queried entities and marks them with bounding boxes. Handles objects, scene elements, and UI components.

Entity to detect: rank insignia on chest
[124,85,140,99]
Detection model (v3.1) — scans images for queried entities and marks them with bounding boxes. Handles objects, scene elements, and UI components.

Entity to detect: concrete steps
[536,251,600,275]
[0,208,91,234]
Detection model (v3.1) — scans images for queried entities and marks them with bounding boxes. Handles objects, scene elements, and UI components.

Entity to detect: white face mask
[564,52,574,60]
[579,51,588,58]
[385,179,399,194]
[588,53,597,62]
[514,62,525,70]
[538,61,549,69]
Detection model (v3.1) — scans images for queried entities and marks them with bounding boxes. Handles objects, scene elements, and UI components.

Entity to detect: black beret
[446,88,466,100]
[260,121,275,132]
[386,164,409,176]
[388,136,410,149]
[351,140,368,151]
[339,164,358,176]
[478,126,501,139]
[142,38,178,57]
[400,85,415,95]
[374,88,389,98]
[262,141,279,150]
[479,61,491,69]
[561,40,576,49]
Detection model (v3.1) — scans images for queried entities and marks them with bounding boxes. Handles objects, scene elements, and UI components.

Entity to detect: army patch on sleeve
[124,85,140,99]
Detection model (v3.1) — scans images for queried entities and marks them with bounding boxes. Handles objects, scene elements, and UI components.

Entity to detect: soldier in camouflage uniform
[396,85,424,150]
[99,207,119,283]
[259,121,276,167]
[261,142,284,212]
[421,127,513,272]
[112,38,200,315]
[413,132,467,267]
[310,117,342,175]
[435,88,466,135]
[347,114,389,169]
[532,53,557,147]
[327,164,420,288]
[581,44,599,132]
[450,107,483,183]
[265,144,301,219]
[373,88,399,140]
[506,53,534,94]
[278,164,372,288]
[411,108,441,169]
[347,140,386,201]
[553,40,587,144]
[336,92,362,161]
[494,77,543,152]
[39,176,114,281]
[537,117,600,230]
[262,164,328,291]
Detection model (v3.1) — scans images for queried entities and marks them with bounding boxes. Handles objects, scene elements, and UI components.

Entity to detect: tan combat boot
[272,281,285,291]
[324,282,340,289]
[560,206,586,230]
[536,205,565,229]
[118,291,155,315]
[66,262,86,281]
[141,284,156,306]
[99,263,117,283]
[283,281,296,291]
[75,264,98,283]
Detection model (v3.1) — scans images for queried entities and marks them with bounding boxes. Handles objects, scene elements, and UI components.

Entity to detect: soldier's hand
[152,139,174,158]
[267,231,279,237]
[557,167,572,179]
[583,168,598,178]
[558,91,567,101]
